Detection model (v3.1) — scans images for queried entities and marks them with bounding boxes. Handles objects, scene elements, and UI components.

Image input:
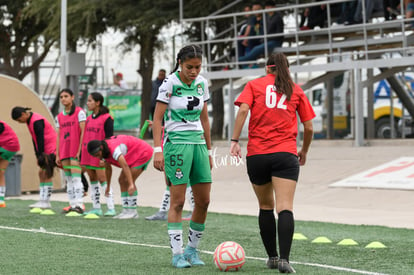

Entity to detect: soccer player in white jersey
[152,44,213,268]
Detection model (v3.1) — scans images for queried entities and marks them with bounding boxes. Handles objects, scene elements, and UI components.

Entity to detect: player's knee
[195,198,210,211]
[171,201,185,212]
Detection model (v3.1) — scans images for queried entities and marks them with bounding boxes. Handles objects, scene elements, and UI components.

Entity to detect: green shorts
[83,165,105,170]
[0,147,18,162]
[164,142,212,186]
[133,158,152,171]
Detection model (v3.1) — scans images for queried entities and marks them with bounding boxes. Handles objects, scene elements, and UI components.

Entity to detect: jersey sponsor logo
[175,168,184,179]
[60,121,75,128]
[197,84,204,95]
[86,127,101,133]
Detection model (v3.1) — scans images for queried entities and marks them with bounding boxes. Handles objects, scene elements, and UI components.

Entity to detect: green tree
[0,0,56,81]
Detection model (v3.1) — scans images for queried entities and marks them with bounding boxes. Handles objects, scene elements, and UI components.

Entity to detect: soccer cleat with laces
[104,209,116,216]
[266,256,279,269]
[278,259,296,273]
[145,211,167,221]
[113,208,129,219]
[183,246,205,266]
[172,254,191,268]
[117,209,138,219]
[29,201,50,209]
[0,202,6,208]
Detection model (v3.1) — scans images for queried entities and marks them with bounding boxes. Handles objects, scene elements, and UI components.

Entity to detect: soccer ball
[214,241,246,271]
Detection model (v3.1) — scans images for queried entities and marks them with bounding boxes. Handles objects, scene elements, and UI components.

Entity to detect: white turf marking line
[0,225,389,275]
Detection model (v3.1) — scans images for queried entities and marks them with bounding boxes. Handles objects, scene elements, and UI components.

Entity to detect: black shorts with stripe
[246,152,299,185]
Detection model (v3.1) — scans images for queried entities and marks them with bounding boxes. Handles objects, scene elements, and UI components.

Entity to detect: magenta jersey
[57,107,83,159]
[28,113,57,154]
[81,113,112,167]
[105,135,153,168]
[0,121,20,152]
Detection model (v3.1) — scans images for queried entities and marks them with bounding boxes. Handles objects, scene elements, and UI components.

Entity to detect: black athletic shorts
[246,152,299,185]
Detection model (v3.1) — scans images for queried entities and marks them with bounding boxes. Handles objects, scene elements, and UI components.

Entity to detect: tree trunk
[137,34,156,138]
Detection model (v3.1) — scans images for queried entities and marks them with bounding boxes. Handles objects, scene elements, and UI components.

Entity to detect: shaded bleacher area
[182,0,414,76]
[183,0,414,143]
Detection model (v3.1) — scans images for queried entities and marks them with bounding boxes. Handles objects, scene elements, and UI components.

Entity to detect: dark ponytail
[11,106,32,120]
[59,88,76,115]
[171,44,203,74]
[266,53,294,100]
[87,140,110,159]
[89,92,109,114]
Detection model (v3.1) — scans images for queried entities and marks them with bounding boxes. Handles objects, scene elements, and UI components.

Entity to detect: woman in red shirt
[230,53,315,273]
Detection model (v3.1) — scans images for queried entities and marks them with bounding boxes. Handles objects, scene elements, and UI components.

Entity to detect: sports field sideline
[18,139,414,229]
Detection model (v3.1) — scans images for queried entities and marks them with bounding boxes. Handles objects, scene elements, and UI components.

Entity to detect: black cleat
[278,259,296,273]
[266,256,279,269]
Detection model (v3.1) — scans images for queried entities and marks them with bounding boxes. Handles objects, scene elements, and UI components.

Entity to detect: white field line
[0,225,389,275]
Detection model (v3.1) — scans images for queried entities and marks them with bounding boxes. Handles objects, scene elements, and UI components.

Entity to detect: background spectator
[151,69,166,119]
[239,1,284,66]
[111,68,129,89]
[299,0,327,30]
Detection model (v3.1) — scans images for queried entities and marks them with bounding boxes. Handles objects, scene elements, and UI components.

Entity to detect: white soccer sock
[128,191,138,210]
[188,227,204,249]
[0,186,5,202]
[159,189,170,212]
[101,182,115,210]
[39,183,46,201]
[66,181,75,208]
[90,181,100,209]
[186,186,195,211]
[72,175,84,207]
[44,183,53,202]
[121,192,129,209]
[168,229,184,255]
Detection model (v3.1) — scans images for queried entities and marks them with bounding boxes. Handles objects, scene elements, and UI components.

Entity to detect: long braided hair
[266,53,294,100]
[171,44,203,74]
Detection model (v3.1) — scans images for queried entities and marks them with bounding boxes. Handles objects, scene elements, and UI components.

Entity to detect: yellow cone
[365,241,387,248]
[66,211,82,217]
[30,207,42,214]
[84,213,100,219]
[311,236,332,243]
[337,239,358,246]
[293,233,308,240]
[40,209,55,215]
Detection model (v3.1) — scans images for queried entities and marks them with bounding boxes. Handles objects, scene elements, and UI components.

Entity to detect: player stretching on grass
[0,120,20,208]
[230,53,315,273]
[12,107,57,210]
[81,92,116,217]
[56,88,86,216]
[153,44,212,268]
[87,135,153,219]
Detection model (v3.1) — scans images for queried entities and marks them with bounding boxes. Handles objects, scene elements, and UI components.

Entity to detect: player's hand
[153,152,164,172]
[230,141,242,158]
[298,150,307,166]
[127,183,136,196]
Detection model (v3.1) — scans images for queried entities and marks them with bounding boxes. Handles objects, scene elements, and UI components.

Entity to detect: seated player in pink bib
[87,135,153,219]
[0,120,20,208]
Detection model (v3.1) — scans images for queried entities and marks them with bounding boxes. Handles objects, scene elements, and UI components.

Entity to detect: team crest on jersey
[175,168,184,179]
[197,84,204,95]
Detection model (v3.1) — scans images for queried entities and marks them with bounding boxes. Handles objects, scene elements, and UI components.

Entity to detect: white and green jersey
[157,72,209,144]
